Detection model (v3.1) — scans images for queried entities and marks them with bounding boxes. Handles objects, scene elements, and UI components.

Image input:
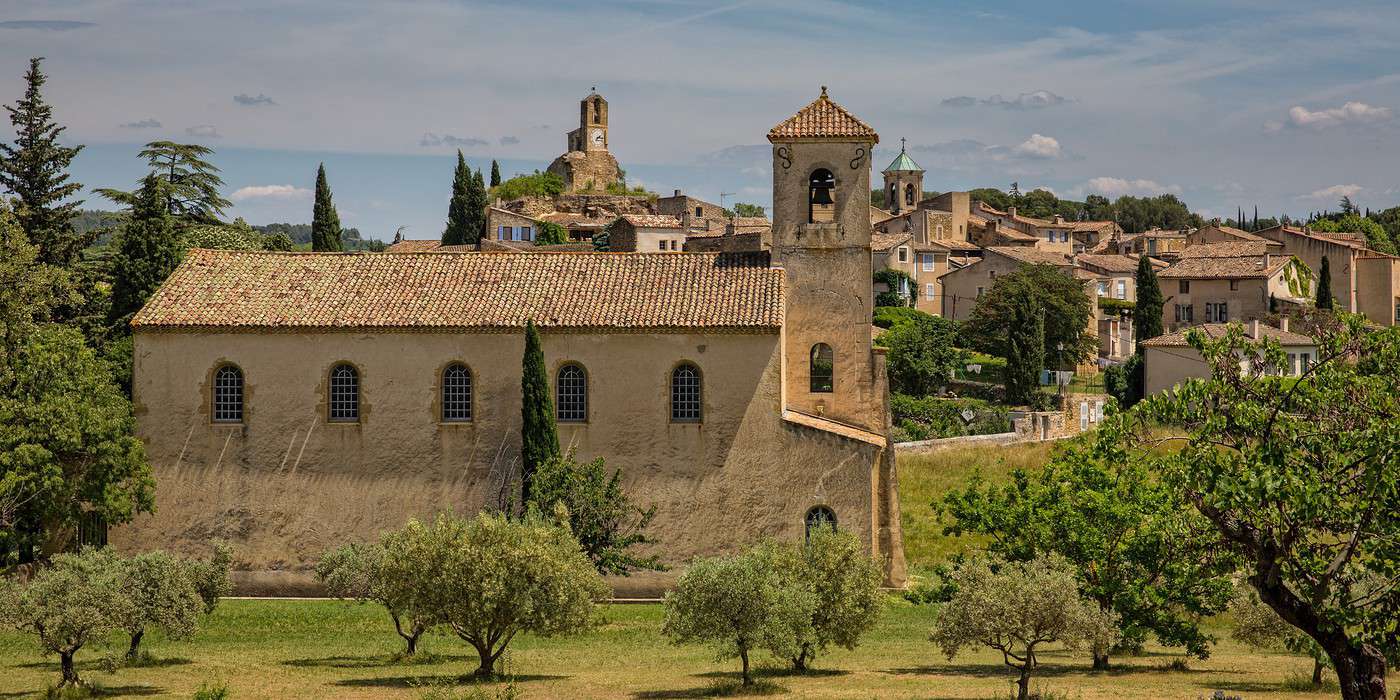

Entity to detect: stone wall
[546,149,622,194]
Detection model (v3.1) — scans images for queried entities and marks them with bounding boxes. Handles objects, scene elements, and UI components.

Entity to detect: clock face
[590,129,604,146]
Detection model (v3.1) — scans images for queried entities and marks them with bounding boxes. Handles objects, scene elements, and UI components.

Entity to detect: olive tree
[930,553,1119,700]
[188,541,233,615]
[317,539,439,656]
[118,550,205,660]
[1231,588,1330,687]
[783,527,883,671]
[1,547,135,687]
[427,512,608,677]
[662,542,816,686]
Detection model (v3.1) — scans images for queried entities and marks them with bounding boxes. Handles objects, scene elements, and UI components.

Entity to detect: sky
[4,0,1400,240]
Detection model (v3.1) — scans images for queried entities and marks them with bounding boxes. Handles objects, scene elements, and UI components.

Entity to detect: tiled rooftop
[134,249,784,331]
[767,87,879,142]
[383,239,443,253]
[1143,322,1314,347]
[986,246,1073,267]
[1158,255,1288,279]
[1178,241,1275,259]
[1075,254,1141,274]
[619,214,682,229]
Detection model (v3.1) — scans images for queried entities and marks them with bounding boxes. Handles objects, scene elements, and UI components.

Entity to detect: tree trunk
[1312,658,1324,686]
[1092,650,1110,671]
[127,628,144,661]
[59,650,79,687]
[391,614,420,656]
[405,633,418,657]
[1016,664,1031,700]
[1324,641,1388,700]
[792,643,812,671]
[473,641,497,678]
[739,646,751,686]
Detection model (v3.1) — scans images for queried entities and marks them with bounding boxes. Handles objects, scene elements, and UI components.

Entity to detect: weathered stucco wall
[115,329,885,595]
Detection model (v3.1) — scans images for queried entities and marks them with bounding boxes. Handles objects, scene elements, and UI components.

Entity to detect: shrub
[191,680,231,700]
[663,542,816,686]
[872,306,932,330]
[890,395,1009,441]
[490,171,564,201]
[526,451,663,576]
[317,539,438,656]
[188,541,233,614]
[534,221,568,246]
[883,313,966,396]
[931,553,1118,700]
[2,548,136,687]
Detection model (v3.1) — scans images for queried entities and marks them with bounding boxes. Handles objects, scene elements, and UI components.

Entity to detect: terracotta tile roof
[1070,220,1118,233]
[619,214,682,229]
[1158,255,1288,279]
[872,232,912,252]
[1143,323,1314,348]
[1179,241,1274,259]
[1140,227,1188,238]
[1208,225,1270,242]
[767,87,879,142]
[731,216,770,228]
[384,239,442,253]
[919,239,982,252]
[1075,254,1141,274]
[986,246,1073,267]
[133,249,784,331]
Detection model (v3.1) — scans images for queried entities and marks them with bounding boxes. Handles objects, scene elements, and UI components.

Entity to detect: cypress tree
[1316,256,1334,310]
[0,57,85,267]
[1004,290,1045,407]
[443,150,472,245]
[108,175,180,329]
[1133,254,1164,344]
[490,160,501,188]
[520,320,558,502]
[466,168,489,244]
[311,163,342,252]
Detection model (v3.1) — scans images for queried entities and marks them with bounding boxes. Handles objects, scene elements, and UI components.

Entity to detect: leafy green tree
[1316,256,1334,310]
[1083,194,1113,221]
[1133,255,1163,343]
[882,313,966,396]
[519,320,558,502]
[318,537,440,656]
[663,542,817,686]
[108,175,182,329]
[1,547,136,687]
[535,220,568,246]
[968,188,1014,211]
[1018,188,1059,219]
[1105,353,1143,407]
[490,159,501,188]
[1003,287,1045,407]
[0,58,86,267]
[1110,194,1202,234]
[1138,316,1400,700]
[443,151,473,245]
[119,551,205,660]
[732,202,766,218]
[527,450,663,576]
[941,424,1236,668]
[1231,589,1330,687]
[963,264,1095,369]
[426,512,608,677]
[311,163,342,252]
[783,527,883,671]
[95,141,231,223]
[930,553,1119,700]
[0,325,154,558]
[490,171,565,201]
[0,200,69,380]
[187,541,233,614]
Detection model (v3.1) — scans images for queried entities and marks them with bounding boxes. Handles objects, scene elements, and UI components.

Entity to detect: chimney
[1008,206,1017,217]
[1279,316,1290,333]
[673,189,682,197]
[1249,319,1261,338]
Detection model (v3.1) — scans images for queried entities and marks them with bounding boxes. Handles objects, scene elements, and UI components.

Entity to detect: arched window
[695,206,703,217]
[808,168,835,223]
[212,365,244,423]
[805,506,837,540]
[810,344,834,393]
[328,364,359,422]
[888,183,897,207]
[670,363,702,422]
[905,182,915,205]
[557,364,587,423]
[593,98,603,123]
[441,364,472,422]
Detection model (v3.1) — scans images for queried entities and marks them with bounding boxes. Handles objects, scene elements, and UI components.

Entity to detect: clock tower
[548,88,622,192]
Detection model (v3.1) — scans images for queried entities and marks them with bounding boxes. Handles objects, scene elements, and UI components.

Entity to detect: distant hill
[71,211,378,250]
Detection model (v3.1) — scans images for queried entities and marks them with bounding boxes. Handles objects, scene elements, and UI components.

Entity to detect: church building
[114,88,906,595]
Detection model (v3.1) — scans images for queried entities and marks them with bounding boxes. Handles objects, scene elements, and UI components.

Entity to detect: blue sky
[5,0,1400,240]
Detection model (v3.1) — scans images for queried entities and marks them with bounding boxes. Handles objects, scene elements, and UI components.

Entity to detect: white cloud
[185,124,221,139]
[1071,177,1181,198]
[1270,101,1393,131]
[1296,184,1363,201]
[942,90,1071,110]
[230,184,312,201]
[1012,134,1062,159]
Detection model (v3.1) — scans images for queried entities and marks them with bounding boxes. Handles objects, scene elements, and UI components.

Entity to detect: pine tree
[312,163,342,252]
[520,320,559,502]
[95,141,231,223]
[0,58,85,267]
[1316,256,1333,310]
[1133,255,1164,344]
[1004,290,1045,407]
[467,168,489,243]
[490,160,501,188]
[108,175,180,329]
[443,150,472,245]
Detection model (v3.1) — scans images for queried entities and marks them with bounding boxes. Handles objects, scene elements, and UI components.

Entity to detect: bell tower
[579,88,608,152]
[882,138,924,215]
[767,86,881,429]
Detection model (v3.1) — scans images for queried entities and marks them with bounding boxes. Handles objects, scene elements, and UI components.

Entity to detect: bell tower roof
[883,138,923,173]
[767,86,879,143]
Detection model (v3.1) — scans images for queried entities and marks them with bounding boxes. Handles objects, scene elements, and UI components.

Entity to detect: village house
[1098,227,1189,260]
[1256,224,1400,326]
[604,214,687,252]
[1141,319,1316,395]
[113,88,907,596]
[938,246,1074,321]
[1076,253,1158,361]
[1157,250,1312,331]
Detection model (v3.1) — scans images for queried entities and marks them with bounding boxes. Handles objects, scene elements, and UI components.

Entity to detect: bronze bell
[810,186,834,206]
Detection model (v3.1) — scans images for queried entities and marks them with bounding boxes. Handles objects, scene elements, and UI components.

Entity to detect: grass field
[0,444,1334,699]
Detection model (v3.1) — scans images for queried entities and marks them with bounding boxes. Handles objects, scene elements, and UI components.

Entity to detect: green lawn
[0,443,1335,699]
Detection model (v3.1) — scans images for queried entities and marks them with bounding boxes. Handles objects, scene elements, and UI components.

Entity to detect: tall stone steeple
[881,137,924,215]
